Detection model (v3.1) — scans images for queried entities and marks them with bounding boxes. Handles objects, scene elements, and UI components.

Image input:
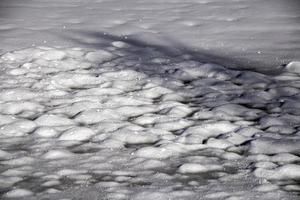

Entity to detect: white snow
[35,114,75,126]
[40,50,66,61]
[4,188,33,198]
[134,147,174,159]
[0,119,37,137]
[43,149,74,160]
[1,156,35,166]
[34,127,60,138]
[1,45,298,200]
[59,127,96,141]
[0,1,299,198]
[85,50,115,63]
[178,163,223,174]
[286,61,300,74]
[254,164,300,180]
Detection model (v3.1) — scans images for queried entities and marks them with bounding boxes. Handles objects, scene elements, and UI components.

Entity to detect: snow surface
[0,0,299,73]
[0,0,300,199]
[0,45,299,200]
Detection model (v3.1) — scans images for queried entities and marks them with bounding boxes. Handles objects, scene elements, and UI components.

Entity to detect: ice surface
[0,46,299,200]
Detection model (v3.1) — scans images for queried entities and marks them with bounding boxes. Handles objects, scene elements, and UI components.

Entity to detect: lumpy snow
[0,45,299,200]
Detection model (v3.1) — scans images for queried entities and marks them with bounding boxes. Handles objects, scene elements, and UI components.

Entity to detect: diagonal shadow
[57,30,298,112]
[59,29,300,124]
[61,30,284,75]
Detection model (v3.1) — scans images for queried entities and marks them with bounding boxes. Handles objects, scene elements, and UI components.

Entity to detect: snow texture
[0,0,299,199]
[0,45,299,200]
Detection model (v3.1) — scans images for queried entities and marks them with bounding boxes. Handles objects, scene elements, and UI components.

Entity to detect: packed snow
[0,45,299,200]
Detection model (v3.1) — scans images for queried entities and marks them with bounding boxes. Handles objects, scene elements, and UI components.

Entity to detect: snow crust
[0,46,299,200]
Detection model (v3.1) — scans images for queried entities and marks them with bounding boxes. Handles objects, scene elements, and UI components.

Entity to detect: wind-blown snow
[0,46,299,200]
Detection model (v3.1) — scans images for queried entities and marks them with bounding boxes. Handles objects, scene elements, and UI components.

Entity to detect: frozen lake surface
[0,0,300,200]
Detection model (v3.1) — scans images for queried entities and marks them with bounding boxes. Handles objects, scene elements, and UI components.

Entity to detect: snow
[286,61,300,74]
[1,0,299,73]
[134,147,175,159]
[1,156,35,166]
[0,0,299,199]
[178,163,223,174]
[0,119,37,137]
[254,164,300,180]
[34,127,59,138]
[4,188,33,198]
[43,149,74,160]
[59,127,96,141]
[0,45,299,199]
[40,50,66,61]
[35,114,75,127]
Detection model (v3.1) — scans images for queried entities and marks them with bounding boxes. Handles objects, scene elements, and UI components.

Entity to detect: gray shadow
[62,30,285,75]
